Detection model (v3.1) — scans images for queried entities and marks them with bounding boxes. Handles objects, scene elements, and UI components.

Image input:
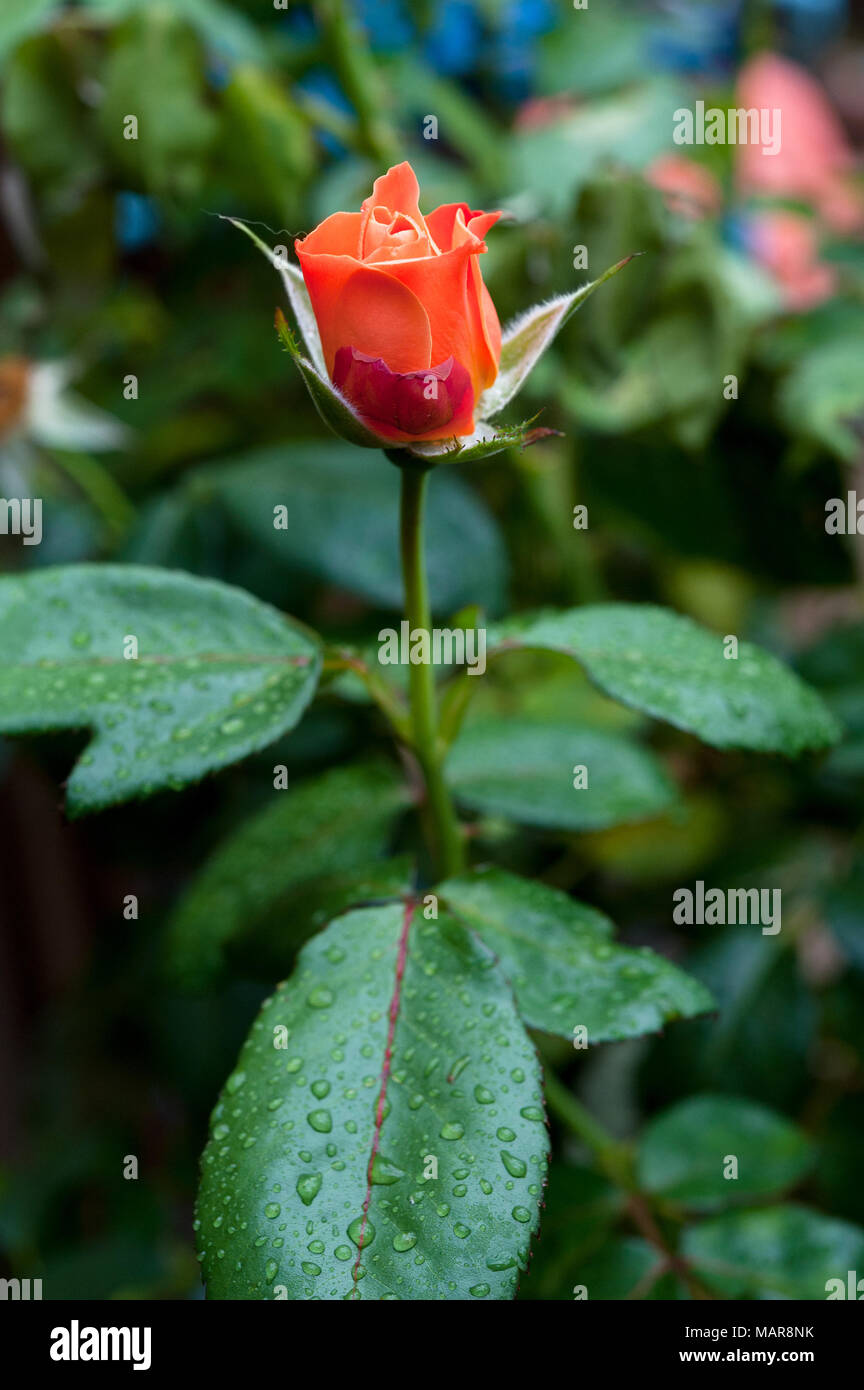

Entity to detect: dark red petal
[332,347,474,438]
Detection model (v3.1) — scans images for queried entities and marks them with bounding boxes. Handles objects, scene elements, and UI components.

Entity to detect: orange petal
[295,211,362,257]
[363,210,434,261]
[425,203,473,252]
[295,253,432,376]
[371,243,482,392]
[426,203,501,253]
[453,209,501,391]
[362,162,424,223]
[359,162,432,254]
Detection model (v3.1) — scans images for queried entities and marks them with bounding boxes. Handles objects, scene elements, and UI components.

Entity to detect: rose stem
[398,464,466,881]
[543,1073,714,1299]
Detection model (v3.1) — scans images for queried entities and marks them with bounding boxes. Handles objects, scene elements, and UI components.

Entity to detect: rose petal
[362,162,424,222]
[369,240,496,399]
[294,257,432,376]
[333,348,474,441]
[296,210,363,258]
[426,203,500,253]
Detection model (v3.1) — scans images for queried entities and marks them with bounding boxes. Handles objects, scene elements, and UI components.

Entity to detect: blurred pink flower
[513,94,576,131]
[736,53,864,233]
[646,154,723,219]
[749,210,836,310]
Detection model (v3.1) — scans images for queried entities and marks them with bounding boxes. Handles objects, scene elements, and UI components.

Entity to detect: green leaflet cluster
[0,559,848,1300]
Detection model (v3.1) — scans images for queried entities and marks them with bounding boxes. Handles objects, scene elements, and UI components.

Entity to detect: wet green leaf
[489,605,841,753]
[439,867,714,1042]
[196,902,548,1300]
[0,565,321,814]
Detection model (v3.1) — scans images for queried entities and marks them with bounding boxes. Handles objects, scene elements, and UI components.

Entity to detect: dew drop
[347,1216,375,1248]
[392,1232,418,1252]
[296,1172,322,1206]
[501,1152,527,1179]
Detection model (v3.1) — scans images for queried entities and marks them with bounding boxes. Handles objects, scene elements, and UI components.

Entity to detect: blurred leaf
[28,363,130,452]
[579,794,727,882]
[564,173,667,359]
[439,866,714,1042]
[0,0,60,63]
[638,1095,814,1210]
[167,759,411,987]
[778,334,864,464]
[0,565,321,814]
[683,1204,864,1299]
[536,2,650,98]
[85,0,267,64]
[488,605,841,754]
[511,81,684,216]
[575,1237,683,1300]
[390,59,507,184]
[517,1162,622,1300]
[197,903,548,1300]
[2,35,100,185]
[192,442,509,616]
[561,240,769,452]
[479,254,638,420]
[220,68,315,224]
[224,218,326,376]
[100,8,217,198]
[445,717,676,831]
[644,930,817,1110]
[814,1096,864,1227]
[825,857,864,971]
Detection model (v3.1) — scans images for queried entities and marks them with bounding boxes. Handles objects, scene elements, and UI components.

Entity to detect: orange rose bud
[295,162,502,442]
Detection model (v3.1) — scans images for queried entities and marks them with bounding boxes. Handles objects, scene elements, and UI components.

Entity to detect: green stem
[543,1072,633,1189]
[315,0,398,166]
[399,464,466,880]
[544,1072,715,1298]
